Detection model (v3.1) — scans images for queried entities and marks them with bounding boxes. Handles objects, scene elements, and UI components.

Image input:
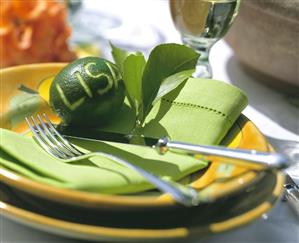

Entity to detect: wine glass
[170,0,241,78]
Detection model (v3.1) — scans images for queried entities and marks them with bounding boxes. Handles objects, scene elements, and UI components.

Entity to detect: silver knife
[57,125,292,169]
[264,135,299,218]
[284,174,299,218]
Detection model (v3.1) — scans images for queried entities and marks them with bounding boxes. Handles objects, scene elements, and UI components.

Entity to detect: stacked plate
[0,64,284,242]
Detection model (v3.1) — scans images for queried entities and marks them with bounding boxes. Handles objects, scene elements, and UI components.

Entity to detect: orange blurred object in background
[0,0,76,68]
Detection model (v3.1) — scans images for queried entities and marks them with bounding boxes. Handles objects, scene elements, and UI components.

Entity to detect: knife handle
[284,184,299,218]
[155,137,292,170]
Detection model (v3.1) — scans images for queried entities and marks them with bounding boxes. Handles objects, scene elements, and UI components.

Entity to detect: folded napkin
[98,78,248,145]
[0,78,247,194]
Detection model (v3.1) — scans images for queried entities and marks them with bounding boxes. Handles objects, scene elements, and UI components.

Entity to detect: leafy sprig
[111,43,199,130]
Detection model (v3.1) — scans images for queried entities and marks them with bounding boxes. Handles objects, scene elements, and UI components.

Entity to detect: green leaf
[152,69,195,106]
[142,43,199,118]
[123,53,146,118]
[110,42,130,75]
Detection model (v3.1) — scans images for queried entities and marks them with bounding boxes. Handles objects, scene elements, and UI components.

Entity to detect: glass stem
[182,36,214,78]
[194,45,212,78]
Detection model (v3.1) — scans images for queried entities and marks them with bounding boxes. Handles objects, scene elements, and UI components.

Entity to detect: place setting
[1,0,298,242]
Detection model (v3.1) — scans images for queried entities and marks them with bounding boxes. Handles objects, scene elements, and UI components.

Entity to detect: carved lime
[49,57,125,126]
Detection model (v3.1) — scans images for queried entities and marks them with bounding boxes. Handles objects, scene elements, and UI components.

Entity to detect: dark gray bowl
[225,0,299,96]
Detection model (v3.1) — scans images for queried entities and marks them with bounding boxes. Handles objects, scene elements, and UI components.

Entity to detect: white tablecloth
[2,1,298,242]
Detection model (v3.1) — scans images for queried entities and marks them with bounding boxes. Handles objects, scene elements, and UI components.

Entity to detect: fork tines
[25,114,83,160]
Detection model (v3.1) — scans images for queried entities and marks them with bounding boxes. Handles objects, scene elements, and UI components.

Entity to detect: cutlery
[25,114,200,207]
[58,124,293,170]
[264,135,299,180]
[263,135,299,218]
[284,174,299,218]
[59,125,299,215]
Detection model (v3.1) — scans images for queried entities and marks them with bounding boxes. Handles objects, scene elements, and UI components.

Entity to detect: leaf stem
[128,119,146,145]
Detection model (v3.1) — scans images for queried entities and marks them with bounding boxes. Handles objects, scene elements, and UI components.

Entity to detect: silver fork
[25,114,200,207]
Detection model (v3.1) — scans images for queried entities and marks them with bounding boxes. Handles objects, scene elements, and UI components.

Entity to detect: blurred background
[1,0,298,95]
[1,0,298,138]
[0,0,170,67]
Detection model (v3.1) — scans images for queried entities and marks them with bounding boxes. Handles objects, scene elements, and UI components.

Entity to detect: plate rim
[0,171,284,242]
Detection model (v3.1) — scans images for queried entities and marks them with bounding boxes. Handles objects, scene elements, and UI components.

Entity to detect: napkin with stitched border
[0,78,248,194]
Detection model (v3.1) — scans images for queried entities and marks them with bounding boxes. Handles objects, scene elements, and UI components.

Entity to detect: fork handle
[155,137,292,170]
[88,152,199,207]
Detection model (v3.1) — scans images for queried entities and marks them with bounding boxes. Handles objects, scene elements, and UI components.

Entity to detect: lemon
[49,57,125,126]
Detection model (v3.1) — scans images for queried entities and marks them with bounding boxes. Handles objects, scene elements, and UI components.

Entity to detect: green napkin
[98,78,248,145]
[0,78,247,194]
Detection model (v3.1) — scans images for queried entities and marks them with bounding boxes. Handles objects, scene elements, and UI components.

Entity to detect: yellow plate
[0,63,283,210]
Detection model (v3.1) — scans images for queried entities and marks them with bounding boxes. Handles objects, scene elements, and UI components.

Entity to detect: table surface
[1,1,298,242]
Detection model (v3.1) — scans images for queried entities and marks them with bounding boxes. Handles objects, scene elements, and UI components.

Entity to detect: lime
[49,57,125,126]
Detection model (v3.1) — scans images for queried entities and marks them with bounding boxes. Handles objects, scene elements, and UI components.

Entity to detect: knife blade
[57,125,158,146]
[264,135,299,218]
[284,174,299,218]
